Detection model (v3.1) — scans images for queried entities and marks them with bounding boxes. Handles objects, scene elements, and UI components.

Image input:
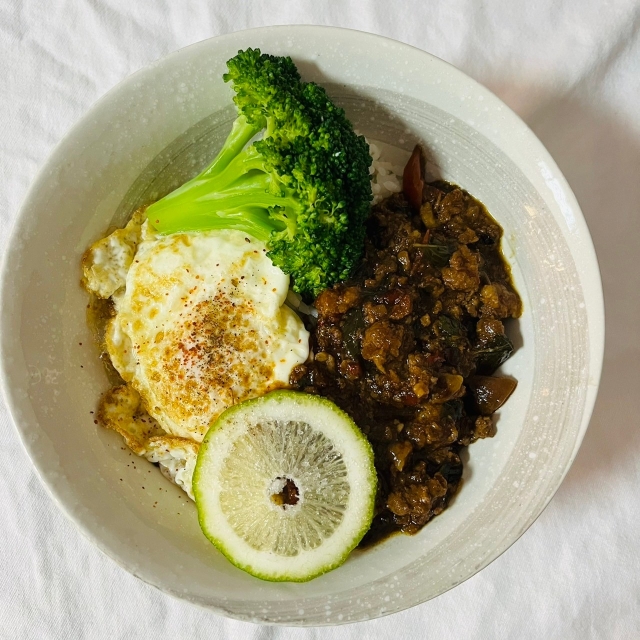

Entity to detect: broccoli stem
[148,206,276,241]
[201,115,263,178]
[148,189,295,238]
[146,132,299,238]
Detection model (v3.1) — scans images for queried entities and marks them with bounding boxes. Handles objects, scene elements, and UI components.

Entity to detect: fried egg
[81,209,145,299]
[85,219,309,444]
[98,385,199,499]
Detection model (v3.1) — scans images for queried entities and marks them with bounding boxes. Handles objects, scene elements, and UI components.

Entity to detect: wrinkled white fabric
[1,1,639,638]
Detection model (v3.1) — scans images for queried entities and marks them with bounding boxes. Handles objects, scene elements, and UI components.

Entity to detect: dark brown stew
[290,146,522,546]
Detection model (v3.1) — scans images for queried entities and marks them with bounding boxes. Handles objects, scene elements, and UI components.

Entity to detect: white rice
[286,289,318,317]
[367,140,404,204]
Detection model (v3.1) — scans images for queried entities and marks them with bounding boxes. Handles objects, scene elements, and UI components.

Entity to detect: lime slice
[193,390,376,582]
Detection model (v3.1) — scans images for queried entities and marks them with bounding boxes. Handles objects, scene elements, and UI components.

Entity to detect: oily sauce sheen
[291,177,522,546]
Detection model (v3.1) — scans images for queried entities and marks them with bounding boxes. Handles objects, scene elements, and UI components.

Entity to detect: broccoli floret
[146,48,372,299]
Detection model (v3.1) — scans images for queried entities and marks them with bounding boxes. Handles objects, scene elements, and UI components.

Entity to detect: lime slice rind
[193,390,376,582]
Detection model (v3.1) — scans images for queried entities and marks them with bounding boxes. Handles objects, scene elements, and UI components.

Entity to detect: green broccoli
[146,48,372,299]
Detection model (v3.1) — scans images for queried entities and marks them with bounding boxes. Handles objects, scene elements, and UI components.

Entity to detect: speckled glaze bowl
[0,26,604,625]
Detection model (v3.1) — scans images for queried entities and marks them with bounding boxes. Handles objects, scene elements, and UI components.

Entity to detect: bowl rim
[0,24,605,625]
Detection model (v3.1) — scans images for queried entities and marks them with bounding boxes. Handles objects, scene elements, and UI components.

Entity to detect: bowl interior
[0,27,603,625]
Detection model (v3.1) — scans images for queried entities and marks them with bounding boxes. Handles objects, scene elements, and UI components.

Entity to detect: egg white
[81,209,145,299]
[99,223,309,443]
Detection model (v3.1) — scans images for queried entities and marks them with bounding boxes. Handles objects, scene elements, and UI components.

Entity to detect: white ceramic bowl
[0,26,604,625]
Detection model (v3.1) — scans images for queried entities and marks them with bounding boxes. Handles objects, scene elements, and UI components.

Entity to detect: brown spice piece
[402,145,424,212]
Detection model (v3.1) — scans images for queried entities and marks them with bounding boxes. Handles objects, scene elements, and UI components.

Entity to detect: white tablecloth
[1,1,639,638]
